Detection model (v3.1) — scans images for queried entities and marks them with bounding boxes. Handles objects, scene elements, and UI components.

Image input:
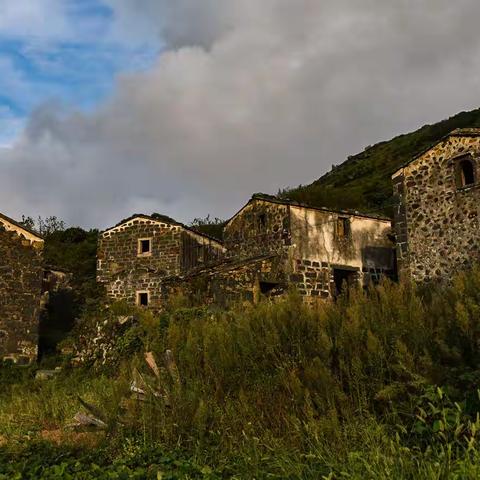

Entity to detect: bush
[4,267,480,478]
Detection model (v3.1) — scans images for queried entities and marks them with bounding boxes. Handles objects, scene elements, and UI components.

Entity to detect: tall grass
[3,267,480,478]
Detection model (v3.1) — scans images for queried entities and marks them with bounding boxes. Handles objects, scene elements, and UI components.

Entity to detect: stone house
[162,195,395,306]
[0,212,44,363]
[97,214,225,309]
[392,128,480,282]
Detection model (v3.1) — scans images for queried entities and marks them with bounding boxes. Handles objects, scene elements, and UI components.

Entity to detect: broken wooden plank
[145,351,160,378]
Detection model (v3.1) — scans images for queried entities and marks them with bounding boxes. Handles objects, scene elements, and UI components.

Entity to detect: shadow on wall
[361,246,395,271]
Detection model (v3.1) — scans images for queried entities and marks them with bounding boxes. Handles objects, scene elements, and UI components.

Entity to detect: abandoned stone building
[0,212,44,363]
[393,128,480,282]
[97,198,394,310]
[160,195,395,306]
[96,214,225,309]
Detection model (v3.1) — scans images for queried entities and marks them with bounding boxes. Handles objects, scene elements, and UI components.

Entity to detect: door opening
[333,269,357,297]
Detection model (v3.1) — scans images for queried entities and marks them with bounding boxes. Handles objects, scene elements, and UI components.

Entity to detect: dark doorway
[333,269,357,297]
[259,281,282,296]
[38,289,77,359]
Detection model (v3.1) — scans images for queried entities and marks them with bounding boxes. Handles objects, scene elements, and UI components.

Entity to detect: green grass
[3,268,480,478]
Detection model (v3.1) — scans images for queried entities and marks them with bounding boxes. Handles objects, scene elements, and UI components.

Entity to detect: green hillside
[280,107,480,217]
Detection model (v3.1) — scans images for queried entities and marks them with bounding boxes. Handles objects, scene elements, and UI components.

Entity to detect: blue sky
[0,0,160,146]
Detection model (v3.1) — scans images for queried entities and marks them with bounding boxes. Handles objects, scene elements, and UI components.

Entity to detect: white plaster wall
[289,206,392,269]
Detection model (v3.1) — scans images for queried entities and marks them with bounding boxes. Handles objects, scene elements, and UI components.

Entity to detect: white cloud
[0,0,69,39]
[2,0,480,227]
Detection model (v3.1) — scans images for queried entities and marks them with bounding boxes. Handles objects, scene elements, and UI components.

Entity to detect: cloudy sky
[1,0,480,229]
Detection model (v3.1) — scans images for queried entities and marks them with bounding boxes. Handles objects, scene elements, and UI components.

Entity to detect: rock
[35,369,59,381]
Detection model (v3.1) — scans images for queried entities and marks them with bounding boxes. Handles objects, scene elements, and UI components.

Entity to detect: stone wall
[97,217,183,309]
[162,254,289,308]
[393,131,480,282]
[218,198,393,303]
[98,203,394,310]
[289,259,334,300]
[0,225,44,363]
[97,216,224,309]
[224,199,291,258]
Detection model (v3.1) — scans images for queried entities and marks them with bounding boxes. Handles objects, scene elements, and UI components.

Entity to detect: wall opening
[136,291,150,306]
[260,281,280,295]
[333,268,357,297]
[138,238,152,256]
[257,213,267,229]
[459,158,475,187]
[336,217,351,239]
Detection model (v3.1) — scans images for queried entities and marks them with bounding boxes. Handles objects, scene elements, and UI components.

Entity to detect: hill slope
[280,107,480,217]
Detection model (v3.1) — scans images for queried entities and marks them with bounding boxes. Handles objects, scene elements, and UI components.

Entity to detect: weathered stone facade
[0,213,44,363]
[392,129,480,282]
[98,200,394,310]
[97,214,225,309]
[162,196,394,306]
[227,196,394,300]
[162,254,288,307]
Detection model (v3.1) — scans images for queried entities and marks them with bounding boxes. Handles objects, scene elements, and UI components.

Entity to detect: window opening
[138,238,152,255]
[258,213,267,228]
[459,159,475,187]
[260,281,280,295]
[336,217,351,239]
[137,292,149,306]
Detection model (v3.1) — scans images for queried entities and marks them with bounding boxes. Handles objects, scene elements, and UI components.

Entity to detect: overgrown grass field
[2,268,480,478]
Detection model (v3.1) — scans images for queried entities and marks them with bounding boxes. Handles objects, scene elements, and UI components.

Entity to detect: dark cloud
[2,0,480,228]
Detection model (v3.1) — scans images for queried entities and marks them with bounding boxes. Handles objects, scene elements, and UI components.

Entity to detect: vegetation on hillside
[280,107,480,216]
[3,267,480,478]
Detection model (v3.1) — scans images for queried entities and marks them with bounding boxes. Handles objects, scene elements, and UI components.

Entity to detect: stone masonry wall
[224,199,291,258]
[97,218,183,309]
[162,254,289,308]
[0,226,43,363]
[393,132,480,282]
[289,259,334,300]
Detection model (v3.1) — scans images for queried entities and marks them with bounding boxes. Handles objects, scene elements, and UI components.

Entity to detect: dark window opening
[333,269,357,297]
[336,217,351,239]
[260,281,280,295]
[137,292,149,306]
[459,159,475,187]
[258,213,267,228]
[139,239,151,255]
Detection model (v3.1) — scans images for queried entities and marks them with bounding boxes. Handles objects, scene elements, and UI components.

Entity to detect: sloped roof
[393,128,480,176]
[102,213,223,245]
[0,212,43,242]
[225,193,391,226]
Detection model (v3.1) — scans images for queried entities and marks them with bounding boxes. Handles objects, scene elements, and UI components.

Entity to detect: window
[257,213,267,228]
[136,291,149,307]
[458,158,475,188]
[138,238,152,256]
[336,217,351,239]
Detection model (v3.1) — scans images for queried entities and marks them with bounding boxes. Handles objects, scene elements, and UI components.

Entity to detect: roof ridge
[393,127,480,176]
[0,212,43,240]
[247,194,391,221]
[102,213,223,244]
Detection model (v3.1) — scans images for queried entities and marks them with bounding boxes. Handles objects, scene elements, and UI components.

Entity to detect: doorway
[333,268,357,297]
